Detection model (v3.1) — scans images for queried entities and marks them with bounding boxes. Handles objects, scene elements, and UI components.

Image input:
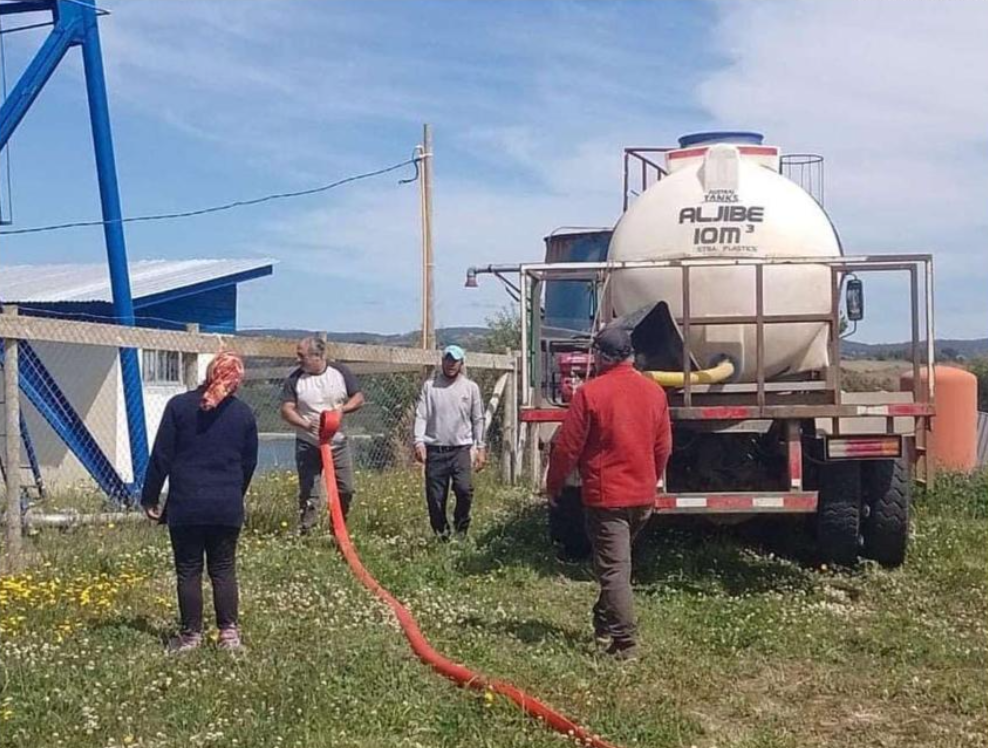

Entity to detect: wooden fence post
[4,305,22,570]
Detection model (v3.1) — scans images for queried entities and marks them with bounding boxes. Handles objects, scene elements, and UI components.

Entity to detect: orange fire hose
[318,410,619,748]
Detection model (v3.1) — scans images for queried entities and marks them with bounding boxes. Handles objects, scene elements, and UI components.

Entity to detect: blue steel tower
[0,0,148,499]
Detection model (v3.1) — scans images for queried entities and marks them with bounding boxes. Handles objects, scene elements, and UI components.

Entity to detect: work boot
[166,631,202,654]
[556,547,584,565]
[605,639,639,662]
[217,626,243,651]
[298,502,320,535]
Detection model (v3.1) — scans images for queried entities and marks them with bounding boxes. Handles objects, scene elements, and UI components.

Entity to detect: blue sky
[0,0,985,342]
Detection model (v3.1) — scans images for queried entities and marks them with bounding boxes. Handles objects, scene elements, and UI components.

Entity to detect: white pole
[4,306,22,569]
[420,124,435,350]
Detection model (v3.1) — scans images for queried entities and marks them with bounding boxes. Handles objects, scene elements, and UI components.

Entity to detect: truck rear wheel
[816,461,862,566]
[548,487,591,561]
[861,458,910,568]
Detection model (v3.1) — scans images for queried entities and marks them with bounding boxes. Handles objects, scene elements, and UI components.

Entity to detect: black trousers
[169,524,241,633]
[425,446,474,536]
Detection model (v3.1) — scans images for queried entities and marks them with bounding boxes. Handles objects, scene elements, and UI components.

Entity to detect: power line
[0,156,419,236]
[54,0,112,17]
[0,21,55,36]
[0,0,109,36]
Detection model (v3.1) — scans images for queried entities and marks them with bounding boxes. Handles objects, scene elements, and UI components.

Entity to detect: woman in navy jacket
[141,351,258,652]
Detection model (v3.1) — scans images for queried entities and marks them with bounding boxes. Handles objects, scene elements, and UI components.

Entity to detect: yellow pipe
[645,358,735,387]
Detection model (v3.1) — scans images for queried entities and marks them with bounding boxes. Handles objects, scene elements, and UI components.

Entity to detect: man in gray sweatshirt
[413,345,486,538]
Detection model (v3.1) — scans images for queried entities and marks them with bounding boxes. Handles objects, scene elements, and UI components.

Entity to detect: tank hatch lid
[678,131,765,148]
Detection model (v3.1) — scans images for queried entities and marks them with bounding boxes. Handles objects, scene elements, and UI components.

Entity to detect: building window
[142,350,182,385]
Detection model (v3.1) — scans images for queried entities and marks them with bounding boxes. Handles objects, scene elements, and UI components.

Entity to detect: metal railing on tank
[781,153,825,206]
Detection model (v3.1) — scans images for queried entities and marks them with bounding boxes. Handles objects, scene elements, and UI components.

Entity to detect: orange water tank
[901,365,978,473]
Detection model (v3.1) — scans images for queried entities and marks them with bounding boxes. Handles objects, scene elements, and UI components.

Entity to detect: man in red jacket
[546,326,672,660]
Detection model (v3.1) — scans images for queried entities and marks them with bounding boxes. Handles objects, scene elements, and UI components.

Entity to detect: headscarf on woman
[201,351,245,411]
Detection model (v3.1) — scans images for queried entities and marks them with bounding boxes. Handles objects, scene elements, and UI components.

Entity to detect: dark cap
[592,325,633,360]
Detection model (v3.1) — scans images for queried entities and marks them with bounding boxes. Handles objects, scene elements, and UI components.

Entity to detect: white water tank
[608,132,841,382]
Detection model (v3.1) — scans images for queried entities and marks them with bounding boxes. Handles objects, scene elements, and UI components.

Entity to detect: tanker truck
[467,131,935,567]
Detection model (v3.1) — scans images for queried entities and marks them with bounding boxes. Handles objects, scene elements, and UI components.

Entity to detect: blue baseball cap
[442,344,466,361]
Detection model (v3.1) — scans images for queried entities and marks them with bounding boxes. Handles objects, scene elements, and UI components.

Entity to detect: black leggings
[169,524,241,633]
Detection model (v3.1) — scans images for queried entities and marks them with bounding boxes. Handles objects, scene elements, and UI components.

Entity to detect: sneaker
[217,626,243,651]
[605,640,639,661]
[166,631,202,654]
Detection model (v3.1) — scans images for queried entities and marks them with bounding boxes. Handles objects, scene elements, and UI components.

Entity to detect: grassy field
[1,469,985,748]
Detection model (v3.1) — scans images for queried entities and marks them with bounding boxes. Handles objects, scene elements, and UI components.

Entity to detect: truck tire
[548,487,591,561]
[816,461,862,566]
[861,458,910,568]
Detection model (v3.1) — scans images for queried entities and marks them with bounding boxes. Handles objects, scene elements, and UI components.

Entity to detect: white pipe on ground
[16,511,147,529]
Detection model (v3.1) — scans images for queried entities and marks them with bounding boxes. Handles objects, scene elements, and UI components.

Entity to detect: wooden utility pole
[419,124,435,350]
[4,306,22,569]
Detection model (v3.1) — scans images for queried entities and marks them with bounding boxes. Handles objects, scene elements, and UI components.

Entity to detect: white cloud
[97,2,445,178]
[86,2,705,332]
[12,1,981,339]
[697,0,988,338]
[245,171,614,332]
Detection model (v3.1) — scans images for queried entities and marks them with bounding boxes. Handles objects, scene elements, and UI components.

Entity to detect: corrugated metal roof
[0,258,275,303]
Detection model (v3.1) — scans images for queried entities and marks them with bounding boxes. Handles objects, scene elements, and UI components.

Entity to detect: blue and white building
[0,258,273,491]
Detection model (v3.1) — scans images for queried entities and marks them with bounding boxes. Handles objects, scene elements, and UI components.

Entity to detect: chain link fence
[240,361,439,473]
[0,312,518,510]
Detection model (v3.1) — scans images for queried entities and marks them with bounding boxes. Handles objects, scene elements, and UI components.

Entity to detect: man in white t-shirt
[280,337,364,533]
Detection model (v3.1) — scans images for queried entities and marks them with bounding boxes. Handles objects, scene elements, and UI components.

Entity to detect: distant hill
[244,327,988,362]
[843,338,988,361]
[244,326,491,350]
